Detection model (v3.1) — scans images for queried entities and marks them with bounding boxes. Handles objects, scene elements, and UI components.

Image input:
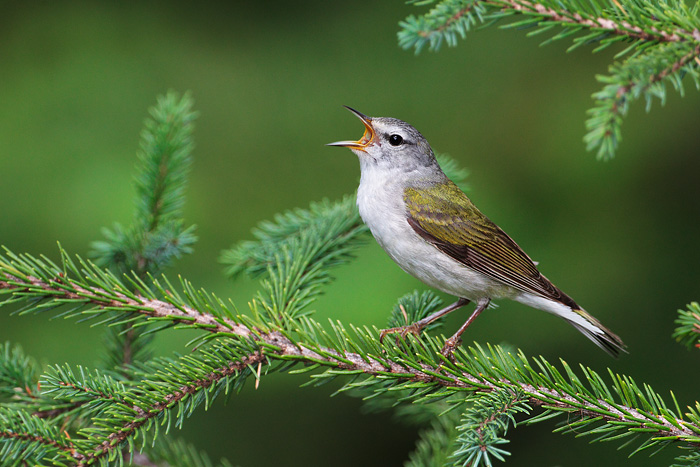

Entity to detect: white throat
[356,158,407,247]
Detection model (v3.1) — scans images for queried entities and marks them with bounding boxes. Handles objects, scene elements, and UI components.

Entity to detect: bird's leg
[380,298,470,343]
[441,298,490,357]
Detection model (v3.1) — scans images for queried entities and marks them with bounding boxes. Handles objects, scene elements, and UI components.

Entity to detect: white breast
[356,163,514,301]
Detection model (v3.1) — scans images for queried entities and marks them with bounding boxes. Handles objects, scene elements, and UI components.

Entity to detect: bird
[327,106,626,357]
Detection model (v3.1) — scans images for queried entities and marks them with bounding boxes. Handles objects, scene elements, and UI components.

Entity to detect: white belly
[356,167,515,301]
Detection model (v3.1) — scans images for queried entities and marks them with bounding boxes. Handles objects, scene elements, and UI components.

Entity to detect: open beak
[327,106,375,152]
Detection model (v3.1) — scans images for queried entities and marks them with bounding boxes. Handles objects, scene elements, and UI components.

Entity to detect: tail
[515,292,627,357]
[565,308,627,357]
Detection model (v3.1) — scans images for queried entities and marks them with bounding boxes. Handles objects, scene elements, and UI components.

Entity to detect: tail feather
[566,308,626,357]
[513,293,626,357]
[513,293,626,356]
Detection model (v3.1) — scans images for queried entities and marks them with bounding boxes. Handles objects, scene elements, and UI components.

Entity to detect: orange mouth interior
[327,107,375,151]
[357,120,375,148]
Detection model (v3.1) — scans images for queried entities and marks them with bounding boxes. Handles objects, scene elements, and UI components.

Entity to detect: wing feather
[404,182,577,308]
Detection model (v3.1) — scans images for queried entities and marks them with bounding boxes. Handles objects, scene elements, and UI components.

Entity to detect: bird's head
[328,106,437,171]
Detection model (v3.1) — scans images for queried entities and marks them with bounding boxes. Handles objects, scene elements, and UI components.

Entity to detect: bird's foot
[440,336,462,359]
[379,322,425,344]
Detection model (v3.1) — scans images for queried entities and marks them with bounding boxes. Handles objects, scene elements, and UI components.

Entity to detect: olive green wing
[404,182,576,307]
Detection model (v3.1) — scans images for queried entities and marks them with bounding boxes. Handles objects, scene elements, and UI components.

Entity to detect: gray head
[328,106,439,172]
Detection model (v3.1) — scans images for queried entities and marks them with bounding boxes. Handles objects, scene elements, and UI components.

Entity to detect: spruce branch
[2,247,700,462]
[0,344,91,423]
[399,0,486,53]
[37,365,128,426]
[0,342,40,405]
[0,248,249,339]
[674,450,700,467]
[674,302,700,350]
[89,91,198,373]
[585,40,700,158]
[17,338,259,465]
[221,196,365,279]
[71,346,262,466]
[0,407,75,466]
[450,388,530,466]
[406,410,461,467]
[91,91,198,278]
[399,0,700,159]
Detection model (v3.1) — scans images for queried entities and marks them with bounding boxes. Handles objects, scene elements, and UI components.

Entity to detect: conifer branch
[91,91,198,278]
[497,0,697,43]
[1,92,230,466]
[674,302,700,350]
[72,351,263,466]
[2,251,700,461]
[451,389,530,465]
[89,91,198,373]
[399,0,700,159]
[4,339,259,465]
[0,342,40,404]
[0,268,248,337]
[406,410,461,466]
[0,407,75,466]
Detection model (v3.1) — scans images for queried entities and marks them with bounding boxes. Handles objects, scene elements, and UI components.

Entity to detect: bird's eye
[388,134,403,146]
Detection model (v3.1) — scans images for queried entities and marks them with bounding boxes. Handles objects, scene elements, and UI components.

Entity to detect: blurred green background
[2,2,700,466]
